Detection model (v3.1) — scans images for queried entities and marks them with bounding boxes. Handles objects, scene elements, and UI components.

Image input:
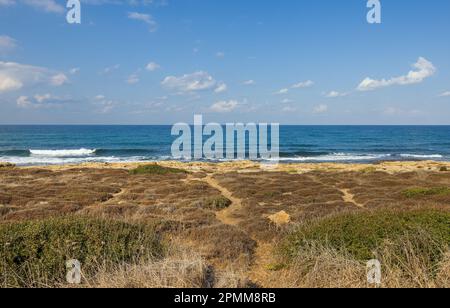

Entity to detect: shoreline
[2,160,450,174]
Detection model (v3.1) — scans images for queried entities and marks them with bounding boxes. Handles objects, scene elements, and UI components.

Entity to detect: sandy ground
[8,159,450,174]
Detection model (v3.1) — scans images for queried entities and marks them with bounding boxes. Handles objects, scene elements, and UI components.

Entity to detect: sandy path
[201,175,243,226]
[340,188,365,208]
[191,174,274,287]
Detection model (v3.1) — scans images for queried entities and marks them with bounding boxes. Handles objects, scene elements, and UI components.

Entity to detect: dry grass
[82,240,250,288]
[272,239,450,288]
[88,241,208,288]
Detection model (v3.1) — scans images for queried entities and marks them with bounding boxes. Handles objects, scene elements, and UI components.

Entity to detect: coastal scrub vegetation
[129,164,188,175]
[0,216,162,287]
[403,187,450,198]
[281,209,449,261]
[276,209,450,288]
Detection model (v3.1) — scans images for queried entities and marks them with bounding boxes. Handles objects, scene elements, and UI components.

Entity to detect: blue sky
[0,0,449,125]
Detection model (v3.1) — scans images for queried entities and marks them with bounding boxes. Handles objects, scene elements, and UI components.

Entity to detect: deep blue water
[0,125,449,165]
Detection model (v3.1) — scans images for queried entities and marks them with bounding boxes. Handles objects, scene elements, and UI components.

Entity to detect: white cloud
[216,51,225,58]
[161,71,217,93]
[0,35,17,55]
[292,80,314,89]
[214,82,227,94]
[281,98,294,103]
[357,57,436,91]
[325,90,348,98]
[210,100,239,113]
[282,106,297,112]
[243,80,255,86]
[0,61,68,93]
[126,73,140,84]
[50,73,69,86]
[23,0,65,13]
[146,62,160,71]
[69,68,80,75]
[17,93,71,109]
[313,104,328,114]
[128,12,158,32]
[275,88,289,95]
[34,93,52,103]
[383,107,421,116]
[16,95,31,108]
[94,95,105,100]
[439,91,450,97]
[101,64,120,74]
[0,75,22,92]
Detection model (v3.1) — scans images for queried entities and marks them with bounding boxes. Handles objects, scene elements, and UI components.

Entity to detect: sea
[0,125,449,166]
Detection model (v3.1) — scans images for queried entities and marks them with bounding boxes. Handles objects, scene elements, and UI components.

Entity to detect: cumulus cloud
[439,91,450,97]
[16,93,72,109]
[126,73,140,84]
[0,61,68,93]
[216,51,225,58]
[101,64,120,75]
[210,100,239,113]
[292,80,314,89]
[50,73,69,86]
[275,88,289,95]
[161,71,217,93]
[313,104,328,114]
[128,12,158,32]
[146,62,160,71]
[214,82,227,94]
[243,80,255,86]
[0,76,22,92]
[357,57,436,91]
[16,95,31,108]
[325,90,348,98]
[0,35,17,55]
[69,68,80,75]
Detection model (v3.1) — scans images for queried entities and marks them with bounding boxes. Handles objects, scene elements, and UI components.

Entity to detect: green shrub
[281,210,450,262]
[403,187,450,198]
[204,196,232,210]
[130,164,187,175]
[0,216,162,287]
[439,166,448,172]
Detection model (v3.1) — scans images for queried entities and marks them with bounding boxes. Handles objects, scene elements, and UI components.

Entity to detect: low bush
[129,164,187,175]
[403,187,450,198]
[281,209,450,262]
[0,216,162,287]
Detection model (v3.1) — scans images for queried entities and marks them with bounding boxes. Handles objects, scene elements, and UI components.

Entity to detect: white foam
[29,149,97,157]
[399,154,443,159]
[0,156,149,166]
[272,153,391,162]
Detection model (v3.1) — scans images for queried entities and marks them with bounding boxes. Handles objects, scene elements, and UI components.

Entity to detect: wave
[272,153,392,162]
[0,156,150,166]
[399,154,443,159]
[29,149,97,157]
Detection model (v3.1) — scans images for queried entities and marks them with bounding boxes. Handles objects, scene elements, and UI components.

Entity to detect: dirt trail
[189,174,275,287]
[202,175,243,226]
[340,188,365,208]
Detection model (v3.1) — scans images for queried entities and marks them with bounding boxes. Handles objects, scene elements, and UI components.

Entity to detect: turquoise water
[0,125,449,165]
